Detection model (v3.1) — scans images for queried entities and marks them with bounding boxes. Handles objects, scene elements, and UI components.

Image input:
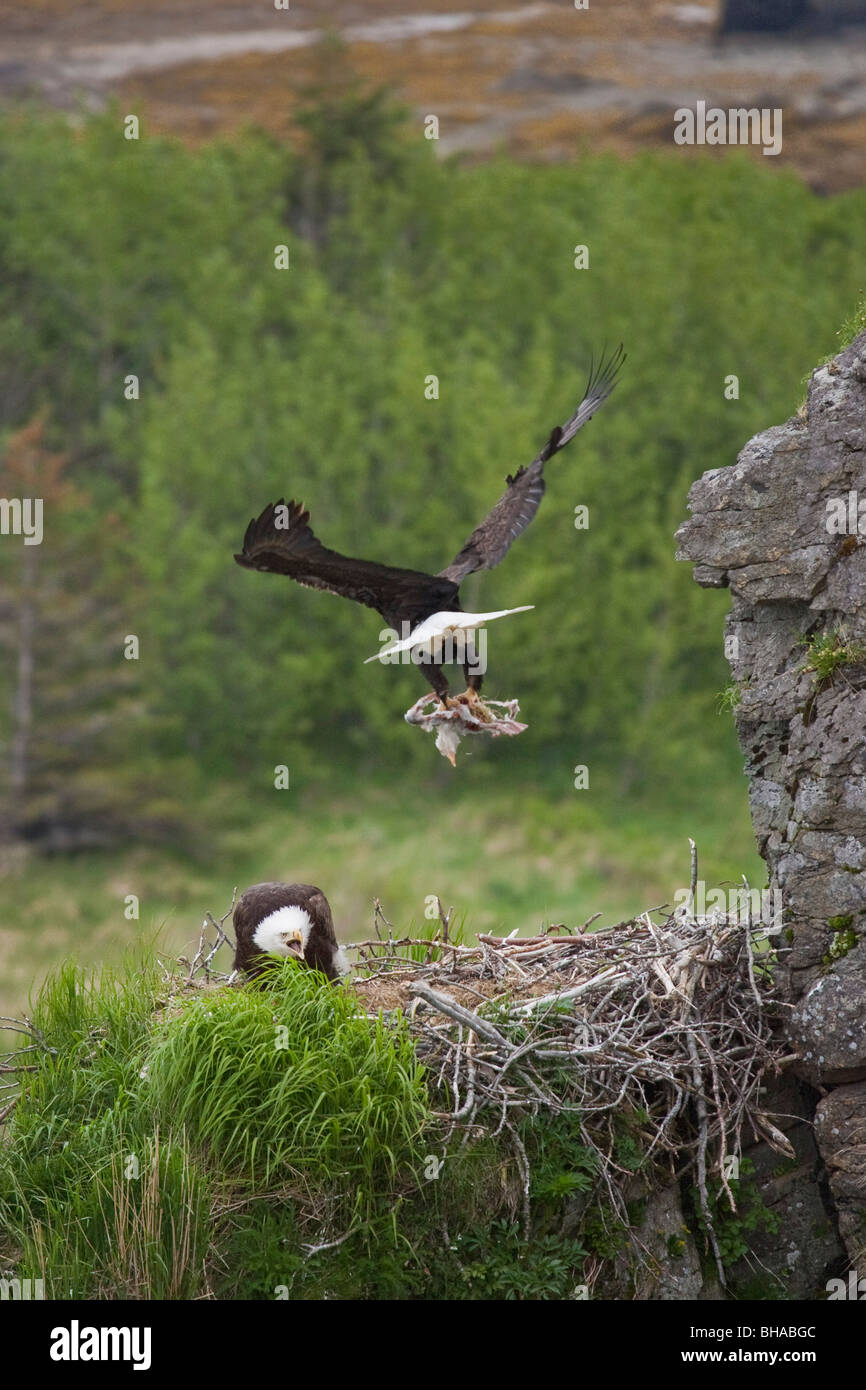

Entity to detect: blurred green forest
[0,87,864,1007]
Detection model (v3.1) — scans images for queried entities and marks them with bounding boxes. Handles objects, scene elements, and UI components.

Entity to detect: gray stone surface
[729,1076,844,1296]
[599,1180,719,1301]
[677,328,866,1273]
[790,943,866,1084]
[677,332,866,1014]
[632,1183,708,1301]
[814,1082,866,1268]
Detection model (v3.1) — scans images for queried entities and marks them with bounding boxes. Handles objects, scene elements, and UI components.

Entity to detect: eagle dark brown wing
[438,345,625,585]
[235,498,458,628]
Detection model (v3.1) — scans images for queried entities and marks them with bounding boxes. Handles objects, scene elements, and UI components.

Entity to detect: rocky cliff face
[677,328,866,1276]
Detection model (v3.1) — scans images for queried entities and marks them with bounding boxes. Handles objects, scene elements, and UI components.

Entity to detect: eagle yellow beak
[284,931,304,957]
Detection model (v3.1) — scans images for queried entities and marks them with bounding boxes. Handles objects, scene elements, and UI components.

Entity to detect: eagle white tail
[365,606,534,663]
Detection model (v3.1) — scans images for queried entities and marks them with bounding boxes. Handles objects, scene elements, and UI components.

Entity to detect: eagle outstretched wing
[234,498,458,626]
[438,345,625,585]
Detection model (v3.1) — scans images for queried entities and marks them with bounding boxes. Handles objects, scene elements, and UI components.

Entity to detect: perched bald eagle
[233,883,349,982]
[235,347,624,705]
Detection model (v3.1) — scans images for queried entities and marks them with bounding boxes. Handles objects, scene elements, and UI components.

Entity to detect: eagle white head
[252,904,313,959]
[235,887,350,982]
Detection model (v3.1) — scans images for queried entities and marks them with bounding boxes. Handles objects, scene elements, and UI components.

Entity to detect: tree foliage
[1,98,864,837]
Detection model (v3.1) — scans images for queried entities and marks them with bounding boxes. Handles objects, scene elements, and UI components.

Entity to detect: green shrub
[0,956,209,1298]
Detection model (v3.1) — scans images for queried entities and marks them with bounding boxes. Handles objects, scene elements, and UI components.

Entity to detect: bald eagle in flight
[233,882,349,982]
[235,347,623,704]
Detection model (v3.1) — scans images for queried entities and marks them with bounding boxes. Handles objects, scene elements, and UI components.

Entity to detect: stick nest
[346,856,795,1288]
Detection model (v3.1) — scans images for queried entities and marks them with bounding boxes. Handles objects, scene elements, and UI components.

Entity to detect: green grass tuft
[836,294,866,350]
[717,682,743,715]
[0,954,210,1298]
[145,962,430,1214]
[799,628,866,684]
